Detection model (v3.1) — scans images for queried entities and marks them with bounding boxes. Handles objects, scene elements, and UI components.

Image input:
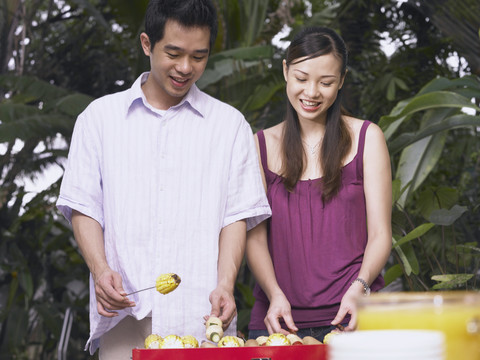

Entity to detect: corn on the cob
[322,330,341,344]
[181,335,199,348]
[266,333,291,346]
[217,336,243,347]
[155,273,181,295]
[206,324,223,343]
[160,334,184,348]
[144,334,163,349]
[286,333,303,345]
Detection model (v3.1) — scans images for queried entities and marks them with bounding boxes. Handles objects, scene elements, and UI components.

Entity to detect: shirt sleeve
[56,108,104,228]
[222,119,271,231]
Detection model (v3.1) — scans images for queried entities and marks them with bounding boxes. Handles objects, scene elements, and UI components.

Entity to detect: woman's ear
[283,59,289,82]
[140,32,152,56]
[339,69,348,90]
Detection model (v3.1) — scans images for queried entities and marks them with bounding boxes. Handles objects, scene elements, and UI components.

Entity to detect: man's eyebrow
[164,44,209,54]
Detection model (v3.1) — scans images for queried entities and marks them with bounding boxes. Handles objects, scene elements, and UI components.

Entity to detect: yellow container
[357,291,480,360]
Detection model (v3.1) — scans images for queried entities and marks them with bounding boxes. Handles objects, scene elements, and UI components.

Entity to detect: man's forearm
[217,220,247,291]
[71,210,109,280]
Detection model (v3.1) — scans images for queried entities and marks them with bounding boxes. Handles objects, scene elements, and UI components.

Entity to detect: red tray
[132,344,327,360]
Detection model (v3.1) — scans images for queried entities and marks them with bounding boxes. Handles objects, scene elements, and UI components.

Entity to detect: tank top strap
[256,130,269,174]
[356,120,372,178]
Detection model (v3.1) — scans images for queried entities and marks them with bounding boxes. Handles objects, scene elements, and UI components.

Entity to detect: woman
[246,26,392,342]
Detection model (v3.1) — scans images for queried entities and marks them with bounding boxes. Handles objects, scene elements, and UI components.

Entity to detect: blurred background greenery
[0,0,479,358]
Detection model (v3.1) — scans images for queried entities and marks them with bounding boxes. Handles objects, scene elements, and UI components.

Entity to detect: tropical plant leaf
[396,130,447,206]
[384,264,404,286]
[388,114,480,155]
[431,273,474,290]
[417,187,459,219]
[394,223,435,248]
[428,205,468,226]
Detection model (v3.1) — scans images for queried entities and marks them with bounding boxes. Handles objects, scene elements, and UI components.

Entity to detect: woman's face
[283,53,345,123]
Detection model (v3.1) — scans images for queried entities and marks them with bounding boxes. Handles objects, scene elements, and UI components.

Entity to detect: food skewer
[125,273,181,296]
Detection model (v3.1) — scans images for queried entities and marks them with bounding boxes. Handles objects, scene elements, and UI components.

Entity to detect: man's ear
[140,32,152,56]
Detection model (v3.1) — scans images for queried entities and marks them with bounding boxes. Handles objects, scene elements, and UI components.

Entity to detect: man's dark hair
[144,0,218,51]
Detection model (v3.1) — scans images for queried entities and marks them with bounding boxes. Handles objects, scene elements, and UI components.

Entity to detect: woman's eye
[322,82,333,86]
[296,78,306,82]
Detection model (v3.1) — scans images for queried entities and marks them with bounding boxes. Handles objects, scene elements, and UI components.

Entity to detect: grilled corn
[217,336,243,347]
[181,335,199,348]
[155,273,181,295]
[322,330,341,344]
[266,333,291,346]
[144,334,163,349]
[160,334,184,348]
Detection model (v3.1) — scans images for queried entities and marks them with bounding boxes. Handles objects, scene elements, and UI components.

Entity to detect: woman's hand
[331,280,364,331]
[264,291,298,335]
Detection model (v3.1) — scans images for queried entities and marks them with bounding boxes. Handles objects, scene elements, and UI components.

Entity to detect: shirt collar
[126,72,205,118]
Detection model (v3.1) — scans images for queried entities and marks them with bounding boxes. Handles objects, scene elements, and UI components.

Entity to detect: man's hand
[93,267,135,317]
[208,284,237,330]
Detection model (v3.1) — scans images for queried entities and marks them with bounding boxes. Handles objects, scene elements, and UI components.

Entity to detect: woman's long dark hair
[281,26,351,203]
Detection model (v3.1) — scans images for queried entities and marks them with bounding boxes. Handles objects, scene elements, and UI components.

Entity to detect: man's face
[140,19,210,109]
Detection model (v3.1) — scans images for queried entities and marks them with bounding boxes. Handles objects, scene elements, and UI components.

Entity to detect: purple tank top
[249,120,384,330]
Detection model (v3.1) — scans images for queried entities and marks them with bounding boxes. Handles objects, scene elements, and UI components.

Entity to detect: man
[56,1,271,358]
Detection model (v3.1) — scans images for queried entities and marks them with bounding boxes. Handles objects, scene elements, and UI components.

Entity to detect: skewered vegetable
[302,336,322,345]
[322,330,341,344]
[205,316,222,328]
[181,335,199,348]
[155,273,181,294]
[286,333,304,345]
[217,336,244,347]
[205,324,223,343]
[265,333,291,346]
[256,336,268,346]
[160,334,184,348]
[144,334,163,349]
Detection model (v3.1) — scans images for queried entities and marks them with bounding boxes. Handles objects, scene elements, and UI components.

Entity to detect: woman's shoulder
[344,116,382,139]
[256,122,283,143]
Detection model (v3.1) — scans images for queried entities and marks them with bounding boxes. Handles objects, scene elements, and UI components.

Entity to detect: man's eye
[193,56,206,61]
[166,52,178,58]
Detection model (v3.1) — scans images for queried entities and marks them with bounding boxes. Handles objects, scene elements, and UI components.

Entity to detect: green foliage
[382,75,480,291]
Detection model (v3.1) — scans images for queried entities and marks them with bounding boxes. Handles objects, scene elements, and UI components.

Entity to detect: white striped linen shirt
[57,73,271,354]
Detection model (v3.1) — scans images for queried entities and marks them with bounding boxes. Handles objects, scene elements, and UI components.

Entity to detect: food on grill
[322,330,341,344]
[302,336,322,345]
[155,273,181,294]
[181,335,199,348]
[206,324,223,343]
[206,316,223,328]
[200,340,217,348]
[265,333,291,346]
[205,316,224,343]
[144,334,163,349]
[256,336,268,346]
[217,336,244,347]
[245,339,259,346]
[287,333,304,345]
[160,334,184,348]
